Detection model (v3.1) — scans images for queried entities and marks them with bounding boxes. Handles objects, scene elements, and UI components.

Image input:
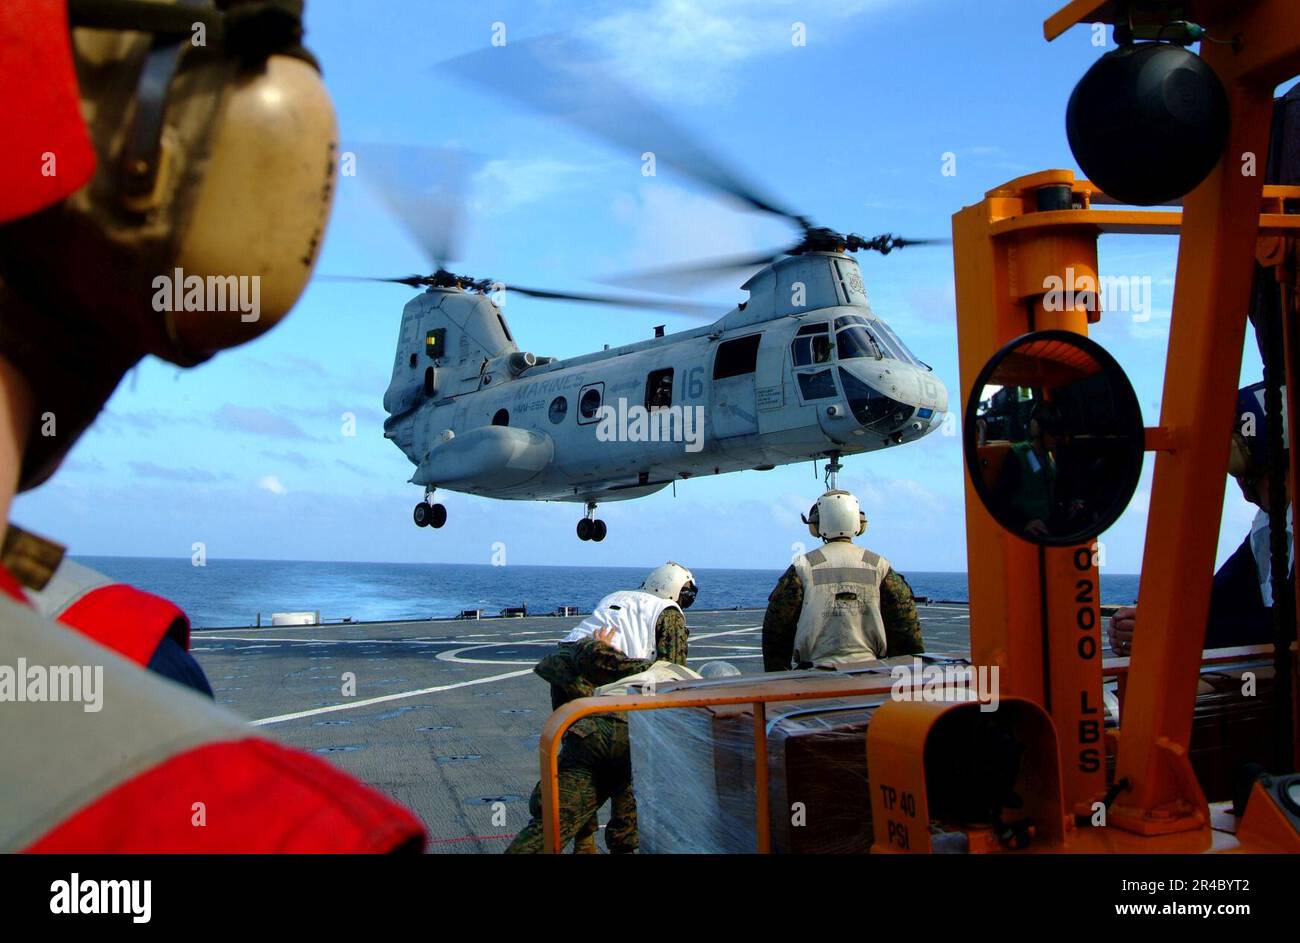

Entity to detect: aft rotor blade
[316,273,430,288]
[350,143,480,270]
[439,35,802,224]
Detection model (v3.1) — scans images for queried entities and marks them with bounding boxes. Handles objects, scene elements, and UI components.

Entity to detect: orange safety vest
[0,565,425,853]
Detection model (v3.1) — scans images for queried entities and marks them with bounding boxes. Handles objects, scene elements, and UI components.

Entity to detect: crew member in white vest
[762,490,924,670]
[506,562,696,854]
[559,562,698,662]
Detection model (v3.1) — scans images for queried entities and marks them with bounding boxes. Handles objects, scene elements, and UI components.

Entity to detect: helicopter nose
[837,361,946,442]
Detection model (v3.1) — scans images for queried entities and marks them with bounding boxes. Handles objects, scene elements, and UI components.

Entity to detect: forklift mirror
[963,330,1144,547]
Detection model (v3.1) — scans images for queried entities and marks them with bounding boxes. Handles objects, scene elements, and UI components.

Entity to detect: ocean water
[74,556,1143,629]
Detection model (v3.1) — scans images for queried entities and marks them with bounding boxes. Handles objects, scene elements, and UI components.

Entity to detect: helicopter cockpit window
[872,320,920,366]
[834,315,869,330]
[836,325,883,361]
[797,369,837,401]
[792,327,834,367]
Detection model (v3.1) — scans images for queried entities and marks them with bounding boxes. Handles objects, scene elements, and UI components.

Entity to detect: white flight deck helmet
[641,561,698,609]
[803,490,868,541]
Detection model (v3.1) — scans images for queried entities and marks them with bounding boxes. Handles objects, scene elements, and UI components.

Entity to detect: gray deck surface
[191,604,970,852]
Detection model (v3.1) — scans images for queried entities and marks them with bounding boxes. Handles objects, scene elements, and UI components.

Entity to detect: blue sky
[12,0,1282,572]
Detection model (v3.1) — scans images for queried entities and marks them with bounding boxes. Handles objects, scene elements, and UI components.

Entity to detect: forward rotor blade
[599,247,790,294]
[889,236,950,249]
[439,35,802,224]
[350,143,480,270]
[503,283,725,318]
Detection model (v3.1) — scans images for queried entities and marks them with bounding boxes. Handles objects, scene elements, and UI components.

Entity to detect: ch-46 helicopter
[330,38,949,542]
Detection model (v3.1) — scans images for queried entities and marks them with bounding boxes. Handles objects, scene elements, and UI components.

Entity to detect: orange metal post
[952,171,1111,815]
[1105,2,1300,834]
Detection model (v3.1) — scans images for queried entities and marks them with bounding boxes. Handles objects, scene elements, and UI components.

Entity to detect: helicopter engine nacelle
[507,351,537,375]
[412,425,554,491]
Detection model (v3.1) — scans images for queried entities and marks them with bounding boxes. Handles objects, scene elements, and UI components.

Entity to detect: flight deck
[191,604,971,852]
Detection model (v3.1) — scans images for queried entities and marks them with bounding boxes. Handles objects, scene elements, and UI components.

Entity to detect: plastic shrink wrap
[628,655,972,853]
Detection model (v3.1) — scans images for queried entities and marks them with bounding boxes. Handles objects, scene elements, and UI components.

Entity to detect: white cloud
[608,183,792,290]
[470,157,602,215]
[258,475,288,496]
[586,0,906,103]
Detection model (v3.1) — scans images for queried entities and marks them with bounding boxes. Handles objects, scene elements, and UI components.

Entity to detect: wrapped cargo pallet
[628,655,973,853]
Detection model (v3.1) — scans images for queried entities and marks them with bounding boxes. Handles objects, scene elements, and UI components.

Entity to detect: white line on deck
[691,626,761,640]
[203,635,449,645]
[250,668,534,726]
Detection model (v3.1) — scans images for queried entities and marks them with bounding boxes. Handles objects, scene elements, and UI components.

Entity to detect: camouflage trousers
[504,714,637,854]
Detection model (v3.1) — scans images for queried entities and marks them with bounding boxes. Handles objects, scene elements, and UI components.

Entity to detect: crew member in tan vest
[762,490,924,670]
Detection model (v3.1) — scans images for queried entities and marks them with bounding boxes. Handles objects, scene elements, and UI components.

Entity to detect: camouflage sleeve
[762,565,803,672]
[655,607,690,666]
[534,646,594,704]
[881,568,924,655]
[572,637,655,686]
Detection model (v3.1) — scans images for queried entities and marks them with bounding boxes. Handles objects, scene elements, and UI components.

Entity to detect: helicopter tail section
[383,290,518,421]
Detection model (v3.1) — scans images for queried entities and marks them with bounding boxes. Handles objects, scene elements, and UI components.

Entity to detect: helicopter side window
[797,369,837,401]
[425,328,446,360]
[578,383,605,424]
[549,396,568,424]
[645,368,673,411]
[714,335,761,379]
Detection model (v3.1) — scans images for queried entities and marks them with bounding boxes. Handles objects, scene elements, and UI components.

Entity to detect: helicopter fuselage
[383,251,948,505]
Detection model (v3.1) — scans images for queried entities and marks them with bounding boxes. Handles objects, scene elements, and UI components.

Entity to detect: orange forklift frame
[536,0,1300,853]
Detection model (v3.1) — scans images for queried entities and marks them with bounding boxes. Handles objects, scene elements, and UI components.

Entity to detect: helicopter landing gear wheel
[414,493,447,529]
[577,501,604,541]
[413,503,432,527]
